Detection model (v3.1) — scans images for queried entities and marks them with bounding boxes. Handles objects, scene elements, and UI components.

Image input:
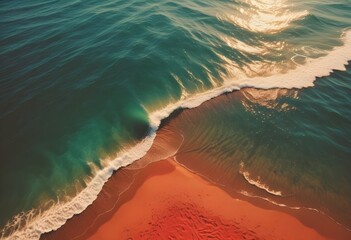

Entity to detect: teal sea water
[1,0,351,239]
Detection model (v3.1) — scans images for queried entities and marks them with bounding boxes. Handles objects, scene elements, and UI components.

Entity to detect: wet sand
[87,159,326,240]
[42,156,336,240]
[41,89,351,240]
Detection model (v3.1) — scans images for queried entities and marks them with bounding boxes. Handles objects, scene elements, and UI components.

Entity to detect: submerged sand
[41,89,351,240]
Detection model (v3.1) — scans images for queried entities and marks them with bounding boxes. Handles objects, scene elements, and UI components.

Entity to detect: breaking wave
[2,30,351,240]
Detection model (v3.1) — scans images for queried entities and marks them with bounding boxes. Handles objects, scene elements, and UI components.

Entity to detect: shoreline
[44,158,330,240]
[3,30,351,239]
[42,88,351,240]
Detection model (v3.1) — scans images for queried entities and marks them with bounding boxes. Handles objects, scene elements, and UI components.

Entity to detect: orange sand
[41,90,351,240]
[87,159,326,240]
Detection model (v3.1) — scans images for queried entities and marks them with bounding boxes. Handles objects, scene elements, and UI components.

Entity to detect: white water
[239,162,284,196]
[3,30,351,240]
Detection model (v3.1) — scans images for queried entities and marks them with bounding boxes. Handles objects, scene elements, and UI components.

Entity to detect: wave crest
[2,30,351,240]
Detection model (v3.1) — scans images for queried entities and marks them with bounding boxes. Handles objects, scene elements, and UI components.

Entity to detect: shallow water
[1,0,351,238]
[173,68,351,229]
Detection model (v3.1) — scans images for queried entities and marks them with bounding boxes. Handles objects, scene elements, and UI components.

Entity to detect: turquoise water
[1,0,351,238]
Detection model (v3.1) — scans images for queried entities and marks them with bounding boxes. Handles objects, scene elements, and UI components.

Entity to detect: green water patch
[0,81,151,227]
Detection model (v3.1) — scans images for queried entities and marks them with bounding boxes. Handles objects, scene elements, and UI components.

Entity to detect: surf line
[3,30,351,240]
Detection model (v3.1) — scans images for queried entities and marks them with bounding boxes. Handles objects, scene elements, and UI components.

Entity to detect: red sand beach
[41,90,351,240]
[42,157,349,240]
[86,158,326,240]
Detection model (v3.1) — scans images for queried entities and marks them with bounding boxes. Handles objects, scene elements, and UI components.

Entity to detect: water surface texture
[1,0,351,239]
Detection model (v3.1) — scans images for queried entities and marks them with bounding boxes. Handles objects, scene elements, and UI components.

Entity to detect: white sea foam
[2,30,351,240]
[241,171,283,196]
[236,30,351,89]
[239,162,283,196]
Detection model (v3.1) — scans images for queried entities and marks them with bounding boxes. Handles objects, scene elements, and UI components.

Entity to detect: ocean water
[0,0,351,239]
